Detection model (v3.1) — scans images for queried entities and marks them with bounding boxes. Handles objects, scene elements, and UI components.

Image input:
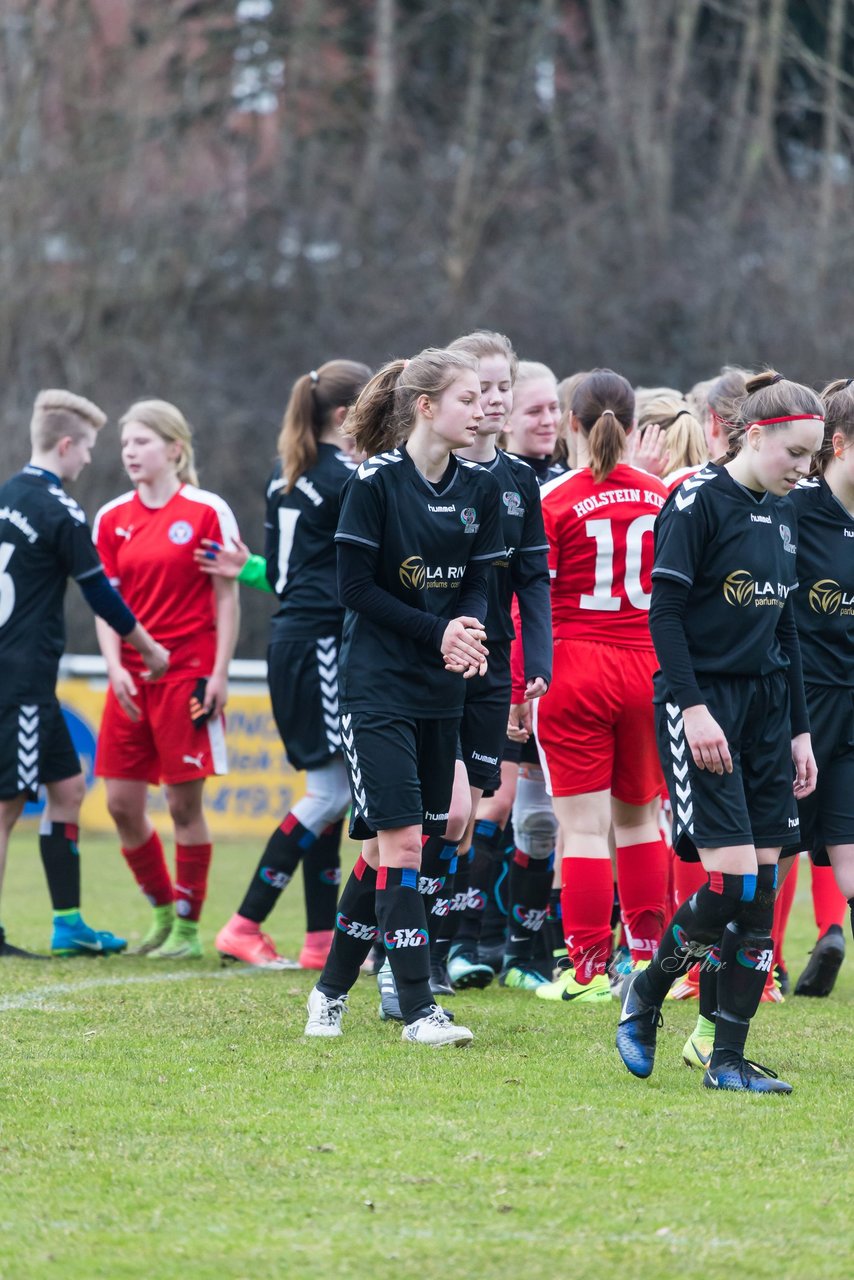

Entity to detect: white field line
[0,965,271,1012]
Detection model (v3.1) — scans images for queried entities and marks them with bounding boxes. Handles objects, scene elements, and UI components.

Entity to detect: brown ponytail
[343,348,479,458]
[277,359,371,492]
[571,369,634,482]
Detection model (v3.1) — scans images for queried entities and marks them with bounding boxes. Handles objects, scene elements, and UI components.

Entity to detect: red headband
[750,414,824,426]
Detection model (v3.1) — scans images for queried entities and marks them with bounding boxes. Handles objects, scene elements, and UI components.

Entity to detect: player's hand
[140,639,170,682]
[194,538,250,579]
[524,677,548,701]
[111,667,141,722]
[507,701,532,741]
[204,671,228,717]
[792,733,817,799]
[682,704,732,774]
[631,423,671,478]
[441,617,488,675]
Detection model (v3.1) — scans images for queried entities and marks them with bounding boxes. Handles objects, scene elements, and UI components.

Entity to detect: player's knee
[515,806,558,860]
[47,772,86,814]
[732,863,777,932]
[166,791,202,828]
[298,761,351,831]
[690,871,755,934]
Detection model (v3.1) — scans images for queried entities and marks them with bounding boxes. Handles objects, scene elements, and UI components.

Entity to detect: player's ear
[417,393,433,419]
[56,435,72,456]
[569,412,582,436]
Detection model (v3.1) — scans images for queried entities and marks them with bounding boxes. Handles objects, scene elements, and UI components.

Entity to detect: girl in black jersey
[304,347,505,1047]
[616,370,823,1095]
[212,361,371,970]
[775,377,854,991]
[435,333,553,994]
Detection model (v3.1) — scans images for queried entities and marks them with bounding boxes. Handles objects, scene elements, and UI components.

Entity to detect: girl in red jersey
[93,400,240,958]
[533,369,670,1001]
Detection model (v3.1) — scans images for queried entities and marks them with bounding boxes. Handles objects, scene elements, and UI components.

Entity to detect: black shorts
[459,642,512,790]
[267,634,342,772]
[656,671,798,862]
[502,734,541,767]
[0,699,80,801]
[340,710,459,840]
[783,684,854,866]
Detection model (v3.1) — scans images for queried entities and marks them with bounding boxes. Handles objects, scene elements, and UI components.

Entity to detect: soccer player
[93,400,240,959]
[212,360,371,969]
[774,376,854,995]
[304,346,505,1046]
[447,361,561,983]
[0,390,168,957]
[533,370,670,1003]
[426,331,552,995]
[616,369,823,1094]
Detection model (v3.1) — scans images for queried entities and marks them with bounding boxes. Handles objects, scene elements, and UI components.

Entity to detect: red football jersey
[540,463,666,648]
[93,484,239,682]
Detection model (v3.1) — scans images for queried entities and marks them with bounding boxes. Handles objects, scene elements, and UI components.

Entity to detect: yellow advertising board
[21,676,306,841]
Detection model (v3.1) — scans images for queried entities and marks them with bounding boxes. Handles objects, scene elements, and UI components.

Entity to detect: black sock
[237,813,316,924]
[419,835,458,946]
[504,851,552,966]
[848,898,854,943]
[39,821,81,912]
[301,820,343,932]
[639,875,745,1006]
[317,855,378,996]
[713,864,776,1058]
[480,825,512,951]
[375,866,433,1022]
[455,819,503,949]
[698,942,721,1022]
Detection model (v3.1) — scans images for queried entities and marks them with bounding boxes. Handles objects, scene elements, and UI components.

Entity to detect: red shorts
[533,638,662,804]
[95,677,228,786]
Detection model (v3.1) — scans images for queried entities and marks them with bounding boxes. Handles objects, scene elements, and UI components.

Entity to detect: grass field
[1,831,852,1280]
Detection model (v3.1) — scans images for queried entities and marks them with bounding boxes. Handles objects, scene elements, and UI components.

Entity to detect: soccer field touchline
[0,964,268,1011]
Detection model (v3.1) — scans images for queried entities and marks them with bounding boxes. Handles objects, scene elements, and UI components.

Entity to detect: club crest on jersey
[779,523,795,553]
[502,490,523,516]
[460,506,479,534]
[808,578,854,615]
[399,555,427,589]
[168,520,194,545]
[723,569,790,608]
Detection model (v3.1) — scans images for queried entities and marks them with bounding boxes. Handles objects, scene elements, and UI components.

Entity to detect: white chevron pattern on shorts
[17,704,39,792]
[666,701,694,836]
[316,636,341,752]
[340,713,367,816]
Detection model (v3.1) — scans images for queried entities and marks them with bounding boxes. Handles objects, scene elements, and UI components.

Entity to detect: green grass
[1,833,852,1280]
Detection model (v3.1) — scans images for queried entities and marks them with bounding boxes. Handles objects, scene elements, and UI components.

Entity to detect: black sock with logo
[317,855,378,997]
[504,851,553,967]
[301,820,343,932]
[375,867,433,1023]
[238,814,316,924]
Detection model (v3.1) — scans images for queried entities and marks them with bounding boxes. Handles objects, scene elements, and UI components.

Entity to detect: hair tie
[671,408,693,422]
[309,370,319,384]
[768,372,785,385]
[601,408,616,418]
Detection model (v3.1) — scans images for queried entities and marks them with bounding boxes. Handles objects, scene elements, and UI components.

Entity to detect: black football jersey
[265,443,358,639]
[652,463,798,677]
[0,466,105,704]
[477,450,549,642]
[789,477,854,686]
[335,445,505,717]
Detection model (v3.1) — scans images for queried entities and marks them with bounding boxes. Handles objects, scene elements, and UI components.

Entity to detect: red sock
[561,857,613,982]
[811,861,847,935]
[772,858,798,969]
[673,855,706,909]
[616,840,669,963]
[122,830,173,907]
[175,843,213,922]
